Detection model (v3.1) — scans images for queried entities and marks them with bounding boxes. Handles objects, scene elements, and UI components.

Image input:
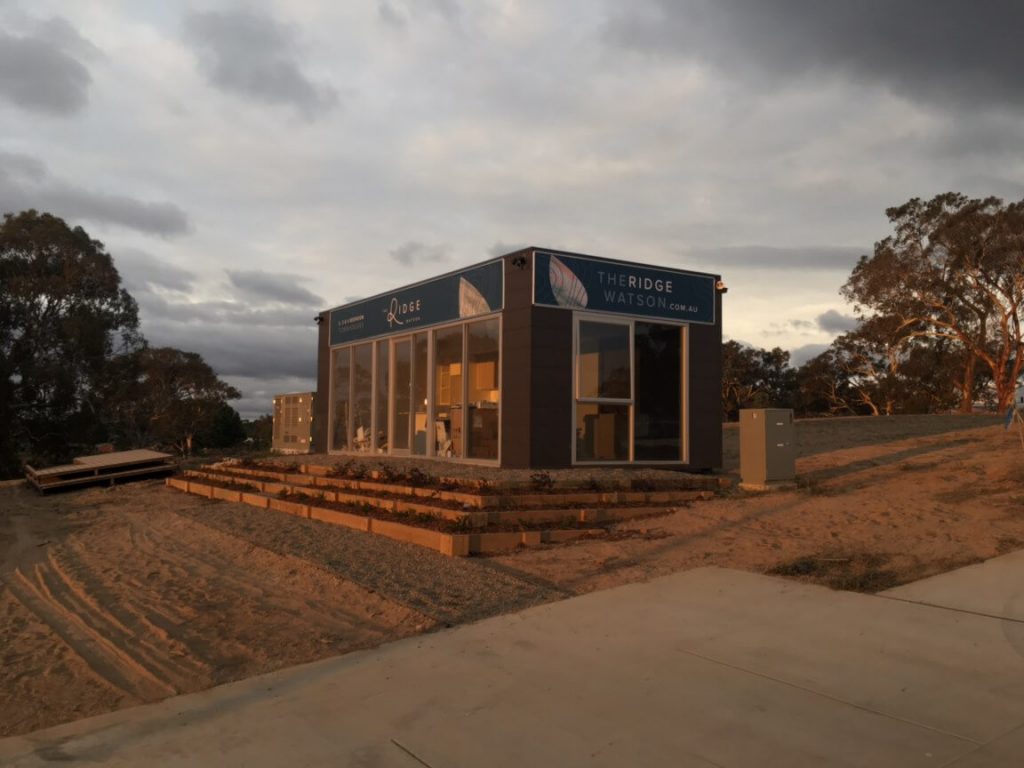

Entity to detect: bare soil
[1,413,1019,739]
[0,482,559,738]
[494,415,1023,596]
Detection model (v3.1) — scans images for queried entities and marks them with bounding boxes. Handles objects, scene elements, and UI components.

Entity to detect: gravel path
[174,498,569,626]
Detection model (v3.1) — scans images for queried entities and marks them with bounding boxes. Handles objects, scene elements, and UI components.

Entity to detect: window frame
[327,313,502,466]
[571,312,688,466]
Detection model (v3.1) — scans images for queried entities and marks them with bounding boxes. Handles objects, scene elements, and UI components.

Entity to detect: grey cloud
[488,241,528,257]
[389,240,450,266]
[817,309,859,334]
[0,24,92,115]
[143,317,317,381]
[184,9,339,120]
[138,282,319,410]
[226,269,324,306]
[45,188,189,237]
[0,151,190,236]
[1,152,45,179]
[227,375,316,420]
[790,343,831,367]
[607,1,1024,111]
[31,16,102,61]
[427,0,462,23]
[377,1,406,28]
[379,0,461,26]
[138,291,317,328]
[953,174,1024,202]
[681,245,864,272]
[117,248,197,294]
[765,318,815,337]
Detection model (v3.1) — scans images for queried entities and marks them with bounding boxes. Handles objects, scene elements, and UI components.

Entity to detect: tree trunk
[958,354,976,413]
[997,378,1015,412]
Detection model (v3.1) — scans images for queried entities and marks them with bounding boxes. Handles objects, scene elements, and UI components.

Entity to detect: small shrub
[450,516,474,532]
[584,476,604,492]
[376,463,400,483]
[768,553,898,593]
[630,477,656,492]
[438,477,459,491]
[407,467,433,487]
[411,512,439,526]
[530,471,554,492]
[328,460,353,478]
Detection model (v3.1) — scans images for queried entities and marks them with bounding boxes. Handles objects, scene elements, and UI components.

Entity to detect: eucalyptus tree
[842,193,1024,410]
[0,210,141,473]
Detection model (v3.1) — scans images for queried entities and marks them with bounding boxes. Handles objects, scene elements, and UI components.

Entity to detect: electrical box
[739,408,795,486]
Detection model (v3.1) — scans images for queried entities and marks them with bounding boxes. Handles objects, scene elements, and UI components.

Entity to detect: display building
[312,248,723,469]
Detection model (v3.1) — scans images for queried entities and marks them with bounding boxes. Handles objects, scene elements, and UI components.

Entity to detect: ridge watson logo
[386,296,422,328]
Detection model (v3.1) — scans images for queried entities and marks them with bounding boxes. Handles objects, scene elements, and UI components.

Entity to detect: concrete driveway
[2,562,1023,767]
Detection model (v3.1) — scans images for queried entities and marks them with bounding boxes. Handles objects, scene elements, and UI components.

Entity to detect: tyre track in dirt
[6,561,176,701]
[131,515,418,637]
[1,483,434,737]
[171,497,567,626]
[46,545,213,688]
[0,505,194,701]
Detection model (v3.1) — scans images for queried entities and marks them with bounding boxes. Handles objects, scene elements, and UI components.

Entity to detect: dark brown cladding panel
[312,311,331,453]
[530,306,573,468]
[500,251,535,468]
[686,291,723,469]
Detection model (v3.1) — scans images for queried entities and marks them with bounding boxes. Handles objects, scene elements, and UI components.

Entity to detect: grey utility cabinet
[739,408,795,486]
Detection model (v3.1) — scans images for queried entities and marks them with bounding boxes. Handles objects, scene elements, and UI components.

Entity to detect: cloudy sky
[3,1,1022,417]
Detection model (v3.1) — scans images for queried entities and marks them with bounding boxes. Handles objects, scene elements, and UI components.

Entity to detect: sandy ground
[0,484,557,738]
[1,413,1019,739]
[495,416,1023,594]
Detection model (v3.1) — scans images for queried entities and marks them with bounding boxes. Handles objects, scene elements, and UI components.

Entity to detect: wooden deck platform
[25,450,177,493]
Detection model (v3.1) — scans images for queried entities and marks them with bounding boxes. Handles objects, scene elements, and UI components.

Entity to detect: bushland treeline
[723,193,1024,420]
[5,192,1023,476]
[0,211,250,478]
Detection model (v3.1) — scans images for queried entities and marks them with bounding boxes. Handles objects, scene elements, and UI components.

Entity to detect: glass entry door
[391,338,412,452]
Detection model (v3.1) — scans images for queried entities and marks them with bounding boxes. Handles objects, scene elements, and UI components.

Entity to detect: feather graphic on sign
[459,277,491,318]
[549,256,588,308]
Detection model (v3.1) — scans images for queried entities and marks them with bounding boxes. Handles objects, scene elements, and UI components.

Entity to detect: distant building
[312,247,724,469]
[273,393,315,453]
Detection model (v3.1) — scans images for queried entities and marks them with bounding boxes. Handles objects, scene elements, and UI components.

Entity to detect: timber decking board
[32,449,173,476]
[25,449,177,492]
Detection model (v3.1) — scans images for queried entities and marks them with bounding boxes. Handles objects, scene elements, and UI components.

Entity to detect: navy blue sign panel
[330,260,503,345]
[533,251,716,325]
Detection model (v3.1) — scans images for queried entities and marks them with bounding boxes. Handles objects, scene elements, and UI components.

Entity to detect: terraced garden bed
[167,459,721,556]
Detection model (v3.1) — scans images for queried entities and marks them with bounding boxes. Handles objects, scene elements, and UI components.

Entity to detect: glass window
[374,339,389,452]
[412,333,429,455]
[467,318,499,460]
[574,317,685,464]
[434,326,464,457]
[352,343,373,452]
[634,323,683,461]
[578,321,630,399]
[392,339,411,451]
[330,348,350,451]
[576,403,629,461]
